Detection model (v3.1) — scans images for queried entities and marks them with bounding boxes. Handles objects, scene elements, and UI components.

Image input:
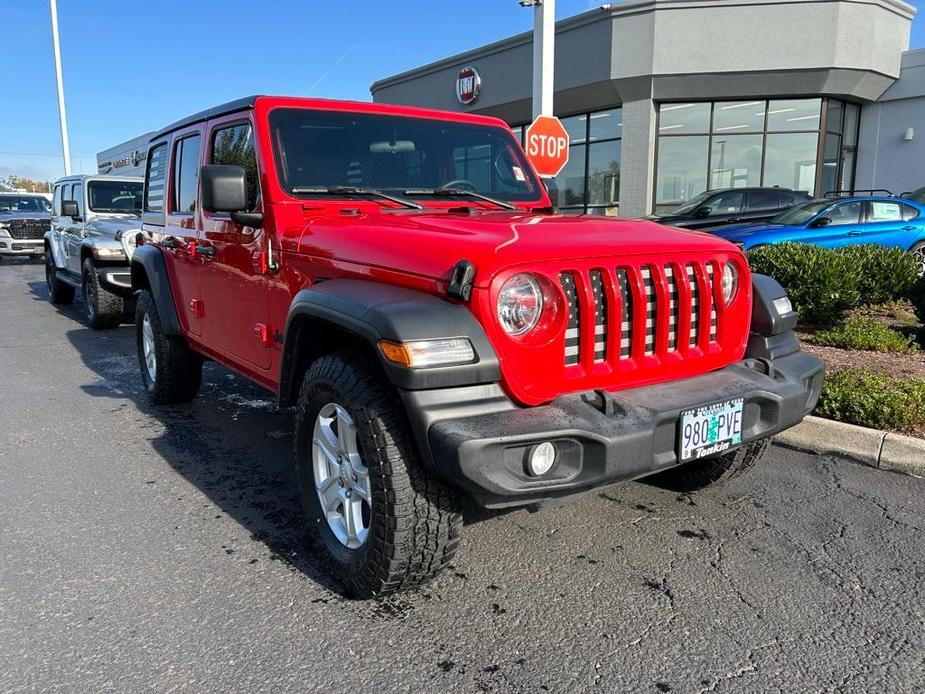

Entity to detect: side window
[868,201,903,223]
[746,190,782,211]
[52,184,62,216]
[826,201,862,226]
[901,204,920,222]
[212,123,258,210]
[707,191,744,214]
[144,143,169,213]
[171,135,201,214]
[71,183,83,218]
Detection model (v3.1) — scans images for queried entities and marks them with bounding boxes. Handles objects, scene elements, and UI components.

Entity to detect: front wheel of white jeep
[295,351,462,598]
[646,439,771,493]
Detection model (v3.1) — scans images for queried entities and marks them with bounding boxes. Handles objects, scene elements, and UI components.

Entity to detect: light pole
[520,0,556,119]
[49,0,71,176]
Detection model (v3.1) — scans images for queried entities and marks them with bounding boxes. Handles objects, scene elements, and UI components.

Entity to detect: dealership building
[370,0,923,217]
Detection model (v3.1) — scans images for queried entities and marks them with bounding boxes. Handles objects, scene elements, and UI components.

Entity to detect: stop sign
[524,115,570,178]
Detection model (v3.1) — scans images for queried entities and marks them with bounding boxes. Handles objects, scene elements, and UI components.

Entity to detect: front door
[807,200,864,248]
[64,181,84,274]
[198,118,270,370]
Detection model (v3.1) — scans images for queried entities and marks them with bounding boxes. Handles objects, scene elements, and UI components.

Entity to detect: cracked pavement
[1,260,924,693]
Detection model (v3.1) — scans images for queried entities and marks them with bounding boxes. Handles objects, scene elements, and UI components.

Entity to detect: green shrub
[813,317,918,353]
[838,245,920,306]
[816,369,925,433]
[747,243,861,325]
[913,274,925,325]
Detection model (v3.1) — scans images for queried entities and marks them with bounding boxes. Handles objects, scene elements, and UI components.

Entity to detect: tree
[2,175,51,193]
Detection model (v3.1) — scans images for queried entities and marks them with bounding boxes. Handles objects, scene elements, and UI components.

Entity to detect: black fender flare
[278,279,501,406]
[130,244,181,335]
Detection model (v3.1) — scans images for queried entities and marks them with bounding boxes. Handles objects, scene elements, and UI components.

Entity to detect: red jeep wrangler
[131,96,822,597]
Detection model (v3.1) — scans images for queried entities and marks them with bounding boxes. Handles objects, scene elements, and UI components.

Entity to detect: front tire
[295,352,462,598]
[135,289,202,404]
[82,258,123,329]
[45,252,75,304]
[646,439,771,493]
[911,241,925,276]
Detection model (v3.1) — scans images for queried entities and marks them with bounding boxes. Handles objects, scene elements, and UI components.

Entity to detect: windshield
[87,180,143,213]
[269,108,543,203]
[671,191,713,216]
[771,200,830,225]
[0,195,51,213]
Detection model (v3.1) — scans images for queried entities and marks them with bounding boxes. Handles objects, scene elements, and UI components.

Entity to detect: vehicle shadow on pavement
[61,310,348,596]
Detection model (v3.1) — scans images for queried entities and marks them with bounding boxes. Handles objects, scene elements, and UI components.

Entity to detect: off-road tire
[45,252,75,304]
[295,351,462,598]
[82,258,123,329]
[135,289,202,404]
[646,438,771,493]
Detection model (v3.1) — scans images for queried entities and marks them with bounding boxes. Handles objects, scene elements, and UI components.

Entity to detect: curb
[774,415,925,478]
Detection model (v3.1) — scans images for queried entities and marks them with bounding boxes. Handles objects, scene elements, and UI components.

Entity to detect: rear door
[859,200,913,249]
[742,189,783,224]
[50,183,69,267]
[198,116,270,370]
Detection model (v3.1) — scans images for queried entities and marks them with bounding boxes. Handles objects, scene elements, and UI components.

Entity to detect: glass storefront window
[561,114,587,145]
[555,146,587,207]
[659,103,710,134]
[843,103,859,146]
[656,136,709,205]
[826,100,844,133]
[820,133,841,195]
[588,140,620,207]
[763,133,818,192]
[709,134,762,188]
[589,109,622,141]
[766,98,821,131]
[712,101,765,133]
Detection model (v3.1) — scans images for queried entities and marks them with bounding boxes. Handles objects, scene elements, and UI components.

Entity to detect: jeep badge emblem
[456,66,481,106]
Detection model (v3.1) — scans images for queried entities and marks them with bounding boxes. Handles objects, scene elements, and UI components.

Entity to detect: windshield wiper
[290,186,422,210]
[404,187,517,211]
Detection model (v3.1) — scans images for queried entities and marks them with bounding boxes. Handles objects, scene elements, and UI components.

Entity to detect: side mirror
[810,216,832,228]
[694,206,712,219]
[200,165,263,228]
[543,178,559,210]
[61,200,79,219]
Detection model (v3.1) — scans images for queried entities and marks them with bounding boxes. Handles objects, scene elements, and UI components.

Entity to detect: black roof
[150,95,262,141]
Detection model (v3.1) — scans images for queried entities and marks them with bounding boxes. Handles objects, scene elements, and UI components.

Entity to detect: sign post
[525,115,569,178]
[531,0,555,119]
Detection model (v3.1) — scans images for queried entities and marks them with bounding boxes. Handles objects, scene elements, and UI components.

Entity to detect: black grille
[561,272,580,366]
[7,219,50,240]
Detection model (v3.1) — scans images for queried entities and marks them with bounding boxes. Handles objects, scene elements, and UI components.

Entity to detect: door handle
[192,242,216,258]
[160,237,180,249]
[902,226,915,231]
[847,230,862,237]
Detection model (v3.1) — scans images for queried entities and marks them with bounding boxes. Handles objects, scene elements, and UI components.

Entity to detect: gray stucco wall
[372,0,914,216]
[96,133,153,179]
[856,49,925,194]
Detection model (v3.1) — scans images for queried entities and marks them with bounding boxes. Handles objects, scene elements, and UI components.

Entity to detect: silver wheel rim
[142,314,156,384]
[312,402,371,549]
[914,245,925,277]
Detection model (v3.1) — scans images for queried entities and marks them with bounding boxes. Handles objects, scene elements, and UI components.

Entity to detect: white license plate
[679,398,744,462]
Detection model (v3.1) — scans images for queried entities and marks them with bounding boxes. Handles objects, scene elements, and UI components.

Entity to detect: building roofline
[369,0,916,94]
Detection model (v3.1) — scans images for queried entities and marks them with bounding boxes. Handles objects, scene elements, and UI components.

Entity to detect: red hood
[296,210,741,287]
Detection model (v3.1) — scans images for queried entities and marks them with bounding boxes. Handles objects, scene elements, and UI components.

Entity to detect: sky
[1,0,923,184]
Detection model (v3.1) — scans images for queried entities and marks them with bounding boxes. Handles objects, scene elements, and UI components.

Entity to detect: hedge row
[747,243,922,325]
[817,369,925,433]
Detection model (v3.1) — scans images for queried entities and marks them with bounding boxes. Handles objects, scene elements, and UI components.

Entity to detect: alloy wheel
[312,402,372,549]
[913,244,925,277]
[141,314,157,384]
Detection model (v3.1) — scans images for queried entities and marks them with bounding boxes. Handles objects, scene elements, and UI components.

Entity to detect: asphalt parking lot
[1,259,924,694]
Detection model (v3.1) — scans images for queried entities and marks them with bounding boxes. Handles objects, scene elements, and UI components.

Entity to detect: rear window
[144,143,169,213]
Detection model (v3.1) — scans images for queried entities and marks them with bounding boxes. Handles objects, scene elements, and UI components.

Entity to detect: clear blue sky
[1,0,922,183]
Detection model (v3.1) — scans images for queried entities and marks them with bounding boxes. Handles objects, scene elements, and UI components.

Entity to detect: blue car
[712,196,925,272]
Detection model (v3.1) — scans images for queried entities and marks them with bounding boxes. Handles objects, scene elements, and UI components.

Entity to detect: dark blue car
[713,196,925,272]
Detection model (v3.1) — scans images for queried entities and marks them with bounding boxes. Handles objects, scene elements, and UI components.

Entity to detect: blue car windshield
[771,200,830,226]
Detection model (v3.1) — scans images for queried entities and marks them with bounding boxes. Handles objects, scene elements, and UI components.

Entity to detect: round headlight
[721,261,739,305]
[497,273,543,336]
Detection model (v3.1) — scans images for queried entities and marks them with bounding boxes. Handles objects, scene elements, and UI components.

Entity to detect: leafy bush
[747,243,861,325]
[913,274,925,325]
[816,369,925,433]
[838,245,920,306]
[813,317,918,353]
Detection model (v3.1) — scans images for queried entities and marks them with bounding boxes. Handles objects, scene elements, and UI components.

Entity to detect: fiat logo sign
[456,66,481,105]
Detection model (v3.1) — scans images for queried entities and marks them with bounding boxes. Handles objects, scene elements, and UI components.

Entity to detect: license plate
[679,398,744,462]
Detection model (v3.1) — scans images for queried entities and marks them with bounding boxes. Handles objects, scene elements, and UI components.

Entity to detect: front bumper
[402,348,823,508]
[0,239,44,256]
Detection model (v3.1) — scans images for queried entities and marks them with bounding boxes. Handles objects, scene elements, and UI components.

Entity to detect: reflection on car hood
[711,223,782,241]
[0,211,52,221]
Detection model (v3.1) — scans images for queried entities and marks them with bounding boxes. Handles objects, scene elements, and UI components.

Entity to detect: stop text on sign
[524,115,570,178]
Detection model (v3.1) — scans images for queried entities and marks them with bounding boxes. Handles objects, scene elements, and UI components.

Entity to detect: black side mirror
[61,200,79,219]
[694,206,712,219]
[200,164,263,228]
[811,216,832,228]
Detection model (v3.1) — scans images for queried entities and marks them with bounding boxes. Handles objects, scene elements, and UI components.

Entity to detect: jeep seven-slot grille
[559,262,722,367]
[7,219,50,240]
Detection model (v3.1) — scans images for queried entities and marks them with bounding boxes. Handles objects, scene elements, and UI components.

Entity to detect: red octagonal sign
[525,115,569,178]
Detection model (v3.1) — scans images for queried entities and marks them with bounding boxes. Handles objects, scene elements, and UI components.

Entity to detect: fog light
[526,442,557,476]
[773,296,793,315]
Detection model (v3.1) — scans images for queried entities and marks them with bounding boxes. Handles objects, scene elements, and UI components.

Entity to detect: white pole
[532,0,555,119]
[49,0,71,176]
